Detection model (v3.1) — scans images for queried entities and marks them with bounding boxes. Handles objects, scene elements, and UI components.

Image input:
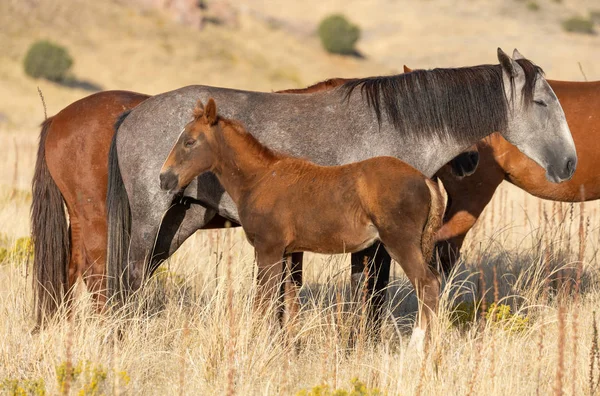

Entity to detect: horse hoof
[408,327,426,356]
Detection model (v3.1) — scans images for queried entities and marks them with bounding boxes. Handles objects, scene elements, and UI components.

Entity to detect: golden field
[1,0,600,394]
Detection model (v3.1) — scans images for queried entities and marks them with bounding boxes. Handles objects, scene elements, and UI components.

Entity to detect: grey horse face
[499,48,577,183]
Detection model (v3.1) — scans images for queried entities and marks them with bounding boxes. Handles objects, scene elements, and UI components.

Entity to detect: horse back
[45,90,149,209]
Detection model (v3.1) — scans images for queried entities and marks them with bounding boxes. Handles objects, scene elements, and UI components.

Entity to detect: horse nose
[159,171,179,191]
[567,158,576,177]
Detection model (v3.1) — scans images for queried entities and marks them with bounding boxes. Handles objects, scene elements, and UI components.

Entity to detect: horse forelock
[340,60,544,145]
[515,58,544,107]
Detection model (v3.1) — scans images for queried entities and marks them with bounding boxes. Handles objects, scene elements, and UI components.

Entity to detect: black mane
[341,59,543,143]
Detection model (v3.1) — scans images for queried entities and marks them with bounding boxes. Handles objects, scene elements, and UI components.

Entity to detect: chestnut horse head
[160,98,220,192]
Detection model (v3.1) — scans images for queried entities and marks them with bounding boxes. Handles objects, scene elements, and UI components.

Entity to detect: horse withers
[160,98,446,348]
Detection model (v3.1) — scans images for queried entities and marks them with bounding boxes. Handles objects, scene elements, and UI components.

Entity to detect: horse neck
[209,124,276,203]
[341,90,496,178]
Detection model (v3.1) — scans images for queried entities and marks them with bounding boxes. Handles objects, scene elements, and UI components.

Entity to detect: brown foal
[159,98,446,344]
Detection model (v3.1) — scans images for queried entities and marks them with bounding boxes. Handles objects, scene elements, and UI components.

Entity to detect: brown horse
[159,98,445,346]
[32,91,149,323]
[436,79,600,272]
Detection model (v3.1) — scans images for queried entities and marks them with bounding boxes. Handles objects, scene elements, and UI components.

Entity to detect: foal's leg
[255,246,286,321]
[385,238,440,352]
[350,244,391,332]
[281,252,303,329]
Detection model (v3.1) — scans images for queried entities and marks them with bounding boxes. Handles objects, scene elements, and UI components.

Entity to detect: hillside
[0,0,387,134]
[239,0,600,79]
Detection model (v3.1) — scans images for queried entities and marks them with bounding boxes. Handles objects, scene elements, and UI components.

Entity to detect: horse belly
[291,220,379,255]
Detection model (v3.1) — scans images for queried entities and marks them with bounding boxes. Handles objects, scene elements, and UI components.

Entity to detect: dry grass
[1,186,600,394]
[1,0,600,394]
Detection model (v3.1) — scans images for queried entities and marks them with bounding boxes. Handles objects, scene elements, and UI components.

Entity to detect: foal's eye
[184,139,196,148]
[534,99,547,107]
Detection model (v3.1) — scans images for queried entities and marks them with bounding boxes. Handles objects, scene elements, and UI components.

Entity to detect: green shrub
[486,303,530,333]
[296,377,383,396]
[317,14,360,55]
[562,16,595,34]
[23,40,73,82]
[450,301,529,333]
[526,1,539,11]
[0,237,33,264]
[1,378,46,396]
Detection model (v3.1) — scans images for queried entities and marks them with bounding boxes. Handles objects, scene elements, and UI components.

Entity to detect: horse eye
[184,139,196,148]
[534,99,547,107]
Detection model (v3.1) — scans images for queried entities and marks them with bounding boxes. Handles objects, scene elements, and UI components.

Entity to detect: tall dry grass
[1,183,600,394]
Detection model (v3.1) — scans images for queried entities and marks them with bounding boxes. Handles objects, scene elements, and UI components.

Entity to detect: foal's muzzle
[159,171,179,191]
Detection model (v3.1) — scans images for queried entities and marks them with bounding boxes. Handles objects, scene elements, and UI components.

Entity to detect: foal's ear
[497,47,519,78]
[193,99,204,119]
[204,98,218,126]
[403,65,413,73]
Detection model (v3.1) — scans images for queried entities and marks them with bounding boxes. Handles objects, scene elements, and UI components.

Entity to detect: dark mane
[218,118,283,163]
[340,59,543,143]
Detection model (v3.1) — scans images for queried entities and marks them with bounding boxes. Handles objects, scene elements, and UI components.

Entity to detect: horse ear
[403,65,413,73]
[497,47,519,78]
[193,99,204,119]
[512,48,525,60]
[204,98,218,125]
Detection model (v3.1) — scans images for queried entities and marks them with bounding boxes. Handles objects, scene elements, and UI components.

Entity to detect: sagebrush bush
[562,16,595,34]
[296,378,383,396]
[526,1,540,11]
[317,14,360,55]
[23,40,73,82]
[0,236,33,264]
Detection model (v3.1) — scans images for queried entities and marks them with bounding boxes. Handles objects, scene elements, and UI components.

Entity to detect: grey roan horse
[107,49,576,329]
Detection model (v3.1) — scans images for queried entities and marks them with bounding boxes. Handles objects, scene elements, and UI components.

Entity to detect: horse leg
[281,252,303,331]
[350,243,391,333]
[255,246,286,322]
[126,201,218,291]
[149,202,219,276]
[126,210,166,292]
[65,212,83,313]
[435,143,505,275]
[80,216,108,312]
[385,239,440,353]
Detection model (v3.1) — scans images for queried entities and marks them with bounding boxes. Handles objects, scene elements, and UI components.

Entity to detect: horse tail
[106,110,132,305]
[31,116,69,325]
[422,178,447,273]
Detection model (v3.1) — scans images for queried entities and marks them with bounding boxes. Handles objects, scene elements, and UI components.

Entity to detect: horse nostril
[160,172,176,190]
[567,159,576,174]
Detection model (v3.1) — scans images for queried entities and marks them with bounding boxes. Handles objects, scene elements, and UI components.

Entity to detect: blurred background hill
[1,0,598,134]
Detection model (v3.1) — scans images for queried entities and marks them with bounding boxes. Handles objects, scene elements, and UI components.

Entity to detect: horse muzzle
[159,170,180,191]
[546,155,577,183]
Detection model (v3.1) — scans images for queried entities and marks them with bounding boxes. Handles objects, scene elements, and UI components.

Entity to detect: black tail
[106,111,132,305]
[31,117,69,324]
